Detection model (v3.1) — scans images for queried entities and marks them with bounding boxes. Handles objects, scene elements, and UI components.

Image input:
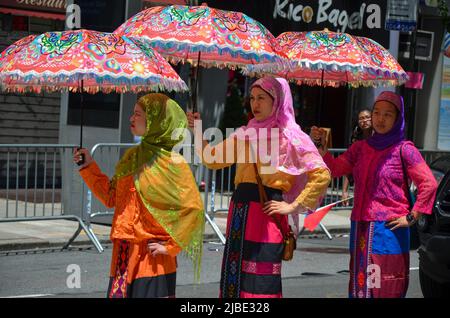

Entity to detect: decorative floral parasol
[0,29,188,94]
[114,4,287,73]
[249,30,408,88]
[0,29,188,149]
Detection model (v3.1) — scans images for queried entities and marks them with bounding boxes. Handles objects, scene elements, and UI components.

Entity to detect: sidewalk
[0,209,352,251]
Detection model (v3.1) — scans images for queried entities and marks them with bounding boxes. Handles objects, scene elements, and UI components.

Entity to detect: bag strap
[252,162,287,239]
[252,162,268,204]
[399,142,413,208]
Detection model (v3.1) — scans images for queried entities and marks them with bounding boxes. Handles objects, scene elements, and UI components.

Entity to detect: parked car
[417,155,450,297]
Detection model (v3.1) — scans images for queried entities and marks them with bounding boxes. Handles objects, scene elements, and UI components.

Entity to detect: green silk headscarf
[113,93,204,281]
[113,93,187,178]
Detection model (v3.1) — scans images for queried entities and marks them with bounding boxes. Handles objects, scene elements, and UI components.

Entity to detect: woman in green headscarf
[74,93,204,298]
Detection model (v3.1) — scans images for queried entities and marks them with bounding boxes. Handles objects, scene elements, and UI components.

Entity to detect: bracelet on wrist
[406,213,417,225]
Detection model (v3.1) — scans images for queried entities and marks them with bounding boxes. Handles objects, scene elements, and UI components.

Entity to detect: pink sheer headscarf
[233,77,329,234]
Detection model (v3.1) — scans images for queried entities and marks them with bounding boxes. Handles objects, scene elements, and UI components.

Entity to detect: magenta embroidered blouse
[323,140,438,222]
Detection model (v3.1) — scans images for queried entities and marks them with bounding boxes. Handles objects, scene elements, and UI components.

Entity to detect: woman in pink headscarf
[311,91,438,298]
[187,77,331,298]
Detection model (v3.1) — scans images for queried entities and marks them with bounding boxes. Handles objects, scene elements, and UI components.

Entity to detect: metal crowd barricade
[310,148,450,238]
[324,148,450,210]
[0,144,103,252]
[87,143,135,224]
[2,143,447,253]
[323,149,351,209]
[209,166,234,213]
[87,143,227,246]
[87,144,450,245]
[201,149,349,241]
[191,163,228,244]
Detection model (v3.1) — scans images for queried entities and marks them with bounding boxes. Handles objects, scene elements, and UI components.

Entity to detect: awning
[0,7,65,21]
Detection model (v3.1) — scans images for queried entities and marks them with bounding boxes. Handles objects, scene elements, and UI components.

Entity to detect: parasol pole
[312,69,325,148]
[317,28,328,127]
[192,51,201,113]
[80,79,84,148]
[318,68,324,126]
[76,79,85,166]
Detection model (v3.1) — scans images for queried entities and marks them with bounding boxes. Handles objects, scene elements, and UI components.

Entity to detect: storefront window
[12,15,27,31]
[291,85,349,148]
[0,14,28,32]
[67,92,121,129]
[220,71,249,133]
[67,0,127,129]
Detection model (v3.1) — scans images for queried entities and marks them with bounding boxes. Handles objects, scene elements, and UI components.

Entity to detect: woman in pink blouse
[311,91,438,298]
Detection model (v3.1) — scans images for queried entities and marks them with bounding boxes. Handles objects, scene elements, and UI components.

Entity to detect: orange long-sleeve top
[79,162,181,257]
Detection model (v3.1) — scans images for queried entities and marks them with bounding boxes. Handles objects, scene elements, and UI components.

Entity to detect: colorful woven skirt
[349,220,410,298]
[107,240,177,298]
[220,183,288,298]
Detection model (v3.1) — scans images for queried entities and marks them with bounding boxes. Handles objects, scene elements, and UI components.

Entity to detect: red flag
[303,204,336,232]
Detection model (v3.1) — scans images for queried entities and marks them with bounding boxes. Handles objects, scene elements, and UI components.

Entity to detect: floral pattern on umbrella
[0,29,188,94]
[249,30,408,88]
[114,5,287,72]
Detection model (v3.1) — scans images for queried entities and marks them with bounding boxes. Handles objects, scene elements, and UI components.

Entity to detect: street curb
[300,227,351,235]
[0,228,351,252]
[204,227,351,240]
[0,237,112,252]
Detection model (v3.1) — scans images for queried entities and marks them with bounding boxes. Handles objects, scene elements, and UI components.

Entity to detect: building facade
[0,0,66,144]
[207,0,449,150]
[1,1,448,148]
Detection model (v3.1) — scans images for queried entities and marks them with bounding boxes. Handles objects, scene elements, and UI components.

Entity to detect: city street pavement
[1,208,425,298]
[0,237,424,298]
[0,209,353,251]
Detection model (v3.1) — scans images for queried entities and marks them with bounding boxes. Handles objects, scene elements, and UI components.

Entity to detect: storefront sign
[273,0,382,34]
[405,72,424,89]
[208,0,390,48]
[1,0,67,13]
[385,0,418,31]
[443,32,450,58]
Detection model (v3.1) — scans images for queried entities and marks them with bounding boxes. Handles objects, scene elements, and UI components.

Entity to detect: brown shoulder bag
[252,162,297,261]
